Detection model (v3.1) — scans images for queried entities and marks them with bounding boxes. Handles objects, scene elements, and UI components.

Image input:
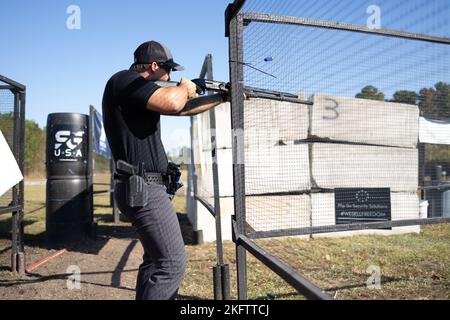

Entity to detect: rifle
[154,79,311,105]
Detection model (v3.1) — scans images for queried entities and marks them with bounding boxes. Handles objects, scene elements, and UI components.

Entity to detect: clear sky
[1,0,449,153]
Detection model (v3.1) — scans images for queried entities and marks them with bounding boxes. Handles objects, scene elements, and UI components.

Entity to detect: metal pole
[221,264,231,300]
[10,91,20,272]
[225,0,246,37]
[189,118,200,243]
[200,54,223,297]
[88,106,95,238]
[207,56,224,264]
[206,54,231,300]
[111,158,120,223]
[236,230,332,300]
[418,143,426,200]
[213,265,223,300]
[248,217,450,240]
[241,13,450,45]
[228,12,248,300]
[0,75,26,91]
[17,90,26,273]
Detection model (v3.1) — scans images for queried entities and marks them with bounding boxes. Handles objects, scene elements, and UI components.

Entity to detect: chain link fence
[226,0,450,299]
[0,88,15,208]
[0,75,26,273]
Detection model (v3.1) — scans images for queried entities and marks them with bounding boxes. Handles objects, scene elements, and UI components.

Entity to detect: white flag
[0,129,23,197]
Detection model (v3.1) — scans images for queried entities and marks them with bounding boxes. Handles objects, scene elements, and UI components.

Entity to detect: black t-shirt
[102,70,168,174]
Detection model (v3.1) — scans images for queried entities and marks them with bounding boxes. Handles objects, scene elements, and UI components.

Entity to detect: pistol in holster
[115,160,149,208]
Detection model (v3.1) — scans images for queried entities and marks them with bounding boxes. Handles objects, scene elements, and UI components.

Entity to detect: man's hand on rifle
[152,78,230,116]
[179,77,198,100]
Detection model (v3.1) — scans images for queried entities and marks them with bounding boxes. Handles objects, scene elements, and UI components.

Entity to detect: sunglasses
[157,62,172,74]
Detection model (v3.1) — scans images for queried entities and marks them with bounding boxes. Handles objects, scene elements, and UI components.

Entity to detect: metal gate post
[228,10,248,299]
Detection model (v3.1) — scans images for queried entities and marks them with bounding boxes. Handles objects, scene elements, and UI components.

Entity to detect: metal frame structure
[0,75,26,274]
[227,2,248,299]
[191,54,231,300]
[225,0,450,300]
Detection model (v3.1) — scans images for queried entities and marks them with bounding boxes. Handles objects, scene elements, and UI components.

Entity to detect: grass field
[0,173,449,300]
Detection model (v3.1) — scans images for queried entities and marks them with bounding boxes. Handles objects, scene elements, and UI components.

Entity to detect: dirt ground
[0,175,228,300]
[0,216,216,300]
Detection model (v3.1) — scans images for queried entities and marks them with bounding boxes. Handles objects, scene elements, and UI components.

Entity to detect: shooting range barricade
[0,75,26,273]
[222,0,450,300]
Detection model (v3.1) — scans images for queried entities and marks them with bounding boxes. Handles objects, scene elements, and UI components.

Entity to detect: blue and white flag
[92,107,111,158]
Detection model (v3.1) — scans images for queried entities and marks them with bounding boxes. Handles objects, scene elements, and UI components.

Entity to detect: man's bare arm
[169,93,228,117]
[146,78,197,114]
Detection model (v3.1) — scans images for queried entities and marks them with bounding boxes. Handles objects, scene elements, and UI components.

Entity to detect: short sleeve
[115,71,161,109]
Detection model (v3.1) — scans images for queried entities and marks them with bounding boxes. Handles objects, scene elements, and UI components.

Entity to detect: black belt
[114,172,168,187]
[144,172,168,186]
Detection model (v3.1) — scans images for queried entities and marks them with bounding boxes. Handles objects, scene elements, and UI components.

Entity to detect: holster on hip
[125,174,149,208]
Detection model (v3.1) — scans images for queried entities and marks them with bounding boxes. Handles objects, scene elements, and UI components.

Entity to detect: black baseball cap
[131,41,184,71]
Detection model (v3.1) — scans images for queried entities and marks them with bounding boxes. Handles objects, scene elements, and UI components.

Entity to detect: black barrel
[46,113,93,243]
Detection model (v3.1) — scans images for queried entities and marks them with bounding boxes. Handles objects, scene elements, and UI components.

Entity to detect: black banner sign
[335,188,391,225]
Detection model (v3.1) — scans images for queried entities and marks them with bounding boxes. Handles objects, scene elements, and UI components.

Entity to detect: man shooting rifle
[102,41,226,300]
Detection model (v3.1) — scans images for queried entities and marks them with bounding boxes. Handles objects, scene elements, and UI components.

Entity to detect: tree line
[355,81,450,163]
[1,114,110,177]
[355,81,450,119]
[0,114,45,177]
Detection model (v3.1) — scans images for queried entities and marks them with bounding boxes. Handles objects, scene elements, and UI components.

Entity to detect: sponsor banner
[335,188,391,226]
[92,107,111,159]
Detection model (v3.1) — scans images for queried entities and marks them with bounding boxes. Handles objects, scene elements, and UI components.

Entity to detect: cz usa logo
[54,130,85,158]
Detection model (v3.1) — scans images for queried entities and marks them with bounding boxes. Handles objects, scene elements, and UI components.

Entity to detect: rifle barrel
[153,80,312,105]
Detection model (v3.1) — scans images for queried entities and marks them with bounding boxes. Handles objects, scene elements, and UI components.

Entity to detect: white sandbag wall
[310,144,418,192]
[311,94,419,148]
[189,94,421,242]
[190,103,235,242]
[195,196,234,243]
[246,195,311,232]
[201,102,232,151]
[309,94,420,237]
[197,148,234,197]
[242,99,311,235]
[245,144,310,195]
[195,102,234,199]
[244,98,309,148]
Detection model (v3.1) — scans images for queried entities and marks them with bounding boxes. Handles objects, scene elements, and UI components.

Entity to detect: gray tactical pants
[114,181,186,300]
